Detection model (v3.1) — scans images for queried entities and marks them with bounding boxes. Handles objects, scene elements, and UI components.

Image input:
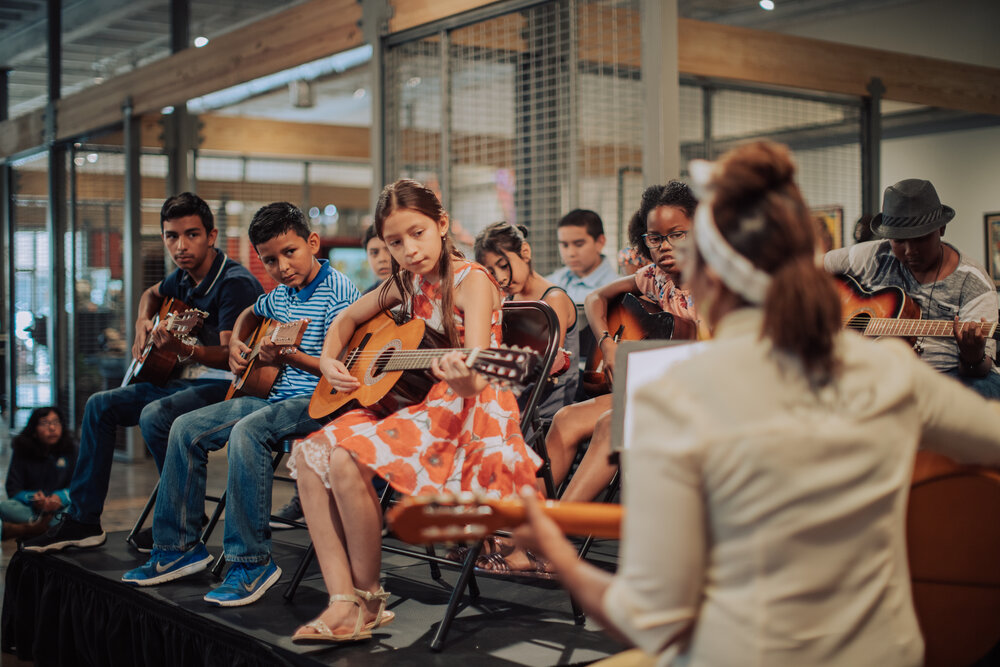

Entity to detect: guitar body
[908,451,1000,667]
[308,313,437,420]
[121,297,187,387]
[836,274,922,344]
[225,317,308,400]
[583,292,693,396]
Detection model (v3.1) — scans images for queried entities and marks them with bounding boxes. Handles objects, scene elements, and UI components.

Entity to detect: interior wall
[882,125,1000,270]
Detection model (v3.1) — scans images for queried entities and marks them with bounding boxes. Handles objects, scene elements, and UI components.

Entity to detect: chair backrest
[500,300,560,434]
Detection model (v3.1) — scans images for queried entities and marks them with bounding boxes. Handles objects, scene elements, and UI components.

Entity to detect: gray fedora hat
[870,179,955,239]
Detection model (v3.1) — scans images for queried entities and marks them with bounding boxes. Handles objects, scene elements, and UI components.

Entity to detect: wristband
[960,352,986,368]
[597,331,612,347]
[177,343,195,363]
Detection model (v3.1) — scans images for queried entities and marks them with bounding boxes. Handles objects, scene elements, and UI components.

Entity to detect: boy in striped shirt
[123,202,360,606]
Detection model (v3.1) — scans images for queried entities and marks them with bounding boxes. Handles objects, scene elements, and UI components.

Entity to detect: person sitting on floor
[1,407,77,541]
[121,202,359,608]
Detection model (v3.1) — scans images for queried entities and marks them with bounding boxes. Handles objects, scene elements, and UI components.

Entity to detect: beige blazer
[604,308,1000,666]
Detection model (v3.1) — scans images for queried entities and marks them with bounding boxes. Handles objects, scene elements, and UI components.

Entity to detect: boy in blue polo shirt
[23,193,263,553]
[122,202,359,607]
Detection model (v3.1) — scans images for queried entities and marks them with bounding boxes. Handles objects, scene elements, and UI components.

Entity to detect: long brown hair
[706,141,841,382]
[374,178,465,347]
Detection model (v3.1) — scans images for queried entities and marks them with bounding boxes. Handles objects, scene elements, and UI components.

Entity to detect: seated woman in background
[474,221,578,423]
[516,140,1000,666]
[2,407,77,541]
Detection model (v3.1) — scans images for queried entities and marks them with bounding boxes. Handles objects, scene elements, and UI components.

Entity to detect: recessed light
[759,0,775,10]
[194,36,209,48]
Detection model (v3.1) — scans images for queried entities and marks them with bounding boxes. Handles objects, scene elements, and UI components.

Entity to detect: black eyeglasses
[642,231,688,248]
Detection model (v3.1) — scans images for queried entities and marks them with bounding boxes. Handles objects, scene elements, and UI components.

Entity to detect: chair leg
[127,480,159,544]
[429,540,484,652]
[284,542,316,602]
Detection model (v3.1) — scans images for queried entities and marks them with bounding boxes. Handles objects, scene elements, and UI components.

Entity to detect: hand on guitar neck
[227,317,309,401]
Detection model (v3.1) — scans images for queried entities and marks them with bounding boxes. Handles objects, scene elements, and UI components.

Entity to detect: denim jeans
[0,499,35,524]
[945,369,1000,399]
[152,395,324,564]
[68,379,230,526]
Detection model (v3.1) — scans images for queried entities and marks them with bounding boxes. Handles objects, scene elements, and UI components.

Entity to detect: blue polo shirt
[253,259,359,401]
[159,250,263,346]
[545,254,619,304]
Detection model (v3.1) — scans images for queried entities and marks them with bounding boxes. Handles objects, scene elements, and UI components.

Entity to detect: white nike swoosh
[242,568,268,592]
[156,554,185,573]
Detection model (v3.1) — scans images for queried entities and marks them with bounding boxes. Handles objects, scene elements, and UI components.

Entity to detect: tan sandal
[355,586,395,630]
[291,593,372,644]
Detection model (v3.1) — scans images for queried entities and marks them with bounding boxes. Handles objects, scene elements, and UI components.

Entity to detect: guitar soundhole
[846,313,870,333]
[364,339,402,386]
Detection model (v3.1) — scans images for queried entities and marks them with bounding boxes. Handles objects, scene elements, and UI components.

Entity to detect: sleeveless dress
[288,261,543,499]
[519,285,579,422]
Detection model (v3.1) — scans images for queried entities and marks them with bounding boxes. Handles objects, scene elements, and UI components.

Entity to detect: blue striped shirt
[253,259,359,401]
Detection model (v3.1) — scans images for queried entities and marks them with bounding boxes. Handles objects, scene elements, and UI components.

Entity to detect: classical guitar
[225,317,309,400]
[121,298,208,387]
[836,274,1000,346]
[308,311,539,419]
[386,493,622,545]
[907,451,1000,667]
[583,292,697,396]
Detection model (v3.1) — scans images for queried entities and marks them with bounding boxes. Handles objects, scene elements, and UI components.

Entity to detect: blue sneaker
[122,543,213,587]
[203,559,282,607]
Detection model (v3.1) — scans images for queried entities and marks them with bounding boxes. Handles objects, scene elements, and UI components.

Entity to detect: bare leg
[560,409,617,503]
[294,447,385,636]
[547,394,613,487]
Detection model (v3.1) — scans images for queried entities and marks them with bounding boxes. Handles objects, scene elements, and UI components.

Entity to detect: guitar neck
[860,318,998,340]
[347,346,480,372]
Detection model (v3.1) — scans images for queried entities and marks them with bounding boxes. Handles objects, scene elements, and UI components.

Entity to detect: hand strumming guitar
[598,337,618,383]
[132,318,154,361]
[320,356,361,393]
[257,337,292,366]
[149,321,186,356]
[229,337,252,375]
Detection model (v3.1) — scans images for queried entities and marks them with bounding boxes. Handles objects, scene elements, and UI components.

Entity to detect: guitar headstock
[269,318,309,348]
[167,309,209,335]
[385,493,519,545]
[469,346,540,392]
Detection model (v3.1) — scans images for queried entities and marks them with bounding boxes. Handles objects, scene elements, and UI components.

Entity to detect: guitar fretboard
[847,318,997,339]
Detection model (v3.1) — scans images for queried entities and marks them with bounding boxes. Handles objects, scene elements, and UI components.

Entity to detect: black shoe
[20,517,106,553]
[269,495,304,530]
[127,527,154,553]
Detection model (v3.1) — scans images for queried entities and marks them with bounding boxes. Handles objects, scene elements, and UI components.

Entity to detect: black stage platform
[2,527,622,666]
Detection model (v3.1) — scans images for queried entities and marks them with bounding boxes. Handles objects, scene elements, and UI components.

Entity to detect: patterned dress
[288,261,543,499]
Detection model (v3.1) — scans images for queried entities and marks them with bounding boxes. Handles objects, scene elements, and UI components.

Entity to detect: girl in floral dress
[287,179,542,643]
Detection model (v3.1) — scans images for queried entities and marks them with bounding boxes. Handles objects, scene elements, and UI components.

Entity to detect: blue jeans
[68,379,230,526]
[949,371,1000,399]
[0,499,35,524]
[152,395,324,564]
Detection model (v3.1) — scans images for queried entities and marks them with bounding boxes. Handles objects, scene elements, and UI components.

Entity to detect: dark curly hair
[627,181,698,261]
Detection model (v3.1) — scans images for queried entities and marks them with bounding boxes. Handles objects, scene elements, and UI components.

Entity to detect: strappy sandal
[291,593,372,644]
[355,586,396,630]
[445,535,507,563]
[474,549,556,580]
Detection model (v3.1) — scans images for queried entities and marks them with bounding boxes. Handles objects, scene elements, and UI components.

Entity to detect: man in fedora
[825,178,1000,398]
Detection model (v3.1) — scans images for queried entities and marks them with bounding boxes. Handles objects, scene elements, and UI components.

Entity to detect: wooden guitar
[121,298,208,387]
[308,312,540,420]
[836,274,1000,346]
[908,451,1000,666]
[225,317,309,400]
[386,493,622,545]
[583,292,697,396]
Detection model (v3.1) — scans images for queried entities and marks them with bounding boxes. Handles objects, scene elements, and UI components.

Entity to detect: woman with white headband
[515,141,1000,666]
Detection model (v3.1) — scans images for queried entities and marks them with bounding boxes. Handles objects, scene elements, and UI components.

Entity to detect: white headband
[689,160,772,305]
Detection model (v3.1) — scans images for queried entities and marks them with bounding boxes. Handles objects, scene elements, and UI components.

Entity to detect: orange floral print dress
[288,260,542,499]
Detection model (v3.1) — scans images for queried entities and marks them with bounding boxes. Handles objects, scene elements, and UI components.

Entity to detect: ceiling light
[86,153,99,163]
[759,0,775,9]
[406,77,421,88]
[162,106,175,114]
[193,36,209,48]
[324,204,338,217]
[353,88,366,99]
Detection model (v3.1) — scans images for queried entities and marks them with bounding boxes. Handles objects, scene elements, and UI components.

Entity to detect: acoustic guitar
[225,317,309,400]
[582,292,696,395]
[121,298,208,387]
[837,274,1000,347]
[308,312,540,420]
[386,493,622,545]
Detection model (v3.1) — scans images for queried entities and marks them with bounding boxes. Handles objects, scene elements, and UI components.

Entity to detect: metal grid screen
[385,0,645,274]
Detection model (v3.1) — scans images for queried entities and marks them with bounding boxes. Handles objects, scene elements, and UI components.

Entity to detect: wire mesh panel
[9,153,51,430]
[385,0,646,275]
[708,88,862,249]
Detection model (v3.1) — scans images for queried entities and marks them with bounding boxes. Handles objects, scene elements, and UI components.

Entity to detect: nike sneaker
[203,559,281,607]
[121,543,213,586]
[20,517,106,553]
